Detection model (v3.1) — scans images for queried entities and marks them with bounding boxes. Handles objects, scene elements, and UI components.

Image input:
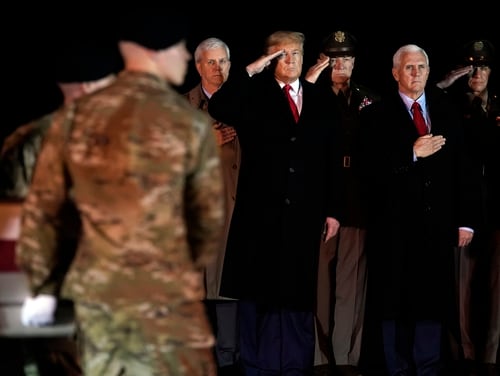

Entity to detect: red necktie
[411,101,427,136]
[283,84,299,123]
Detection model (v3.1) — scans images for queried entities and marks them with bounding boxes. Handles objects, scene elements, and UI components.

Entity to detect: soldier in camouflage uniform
[1,41,121,376]
[1,44,120,203]
[16,12,225,376]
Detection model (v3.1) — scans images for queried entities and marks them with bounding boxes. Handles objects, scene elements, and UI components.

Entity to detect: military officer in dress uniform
[437,39,500,376]
[305,30,381,376]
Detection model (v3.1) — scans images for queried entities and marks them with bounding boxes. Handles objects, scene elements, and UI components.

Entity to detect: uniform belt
[343,155,351,168]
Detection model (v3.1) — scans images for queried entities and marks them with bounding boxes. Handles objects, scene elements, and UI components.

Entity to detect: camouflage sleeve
[15,106,78,296]
[184,113,225,269]
[0,116,51,200]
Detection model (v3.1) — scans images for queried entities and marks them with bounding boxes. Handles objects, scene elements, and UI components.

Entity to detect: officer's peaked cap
[322,30,357,58]
[463,39,495,67]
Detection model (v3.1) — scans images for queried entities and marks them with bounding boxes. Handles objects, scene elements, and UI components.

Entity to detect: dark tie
[472,96,483,109]
[337,90,349,109]
[411,101,427,136]
[283,84,299,123]
[471,96,487,118]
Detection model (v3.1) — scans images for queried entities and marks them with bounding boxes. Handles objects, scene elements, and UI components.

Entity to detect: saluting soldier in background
[305,30,381,376]
[437,39,500,376]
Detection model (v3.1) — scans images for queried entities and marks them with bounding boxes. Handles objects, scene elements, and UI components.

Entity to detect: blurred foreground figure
[1,41,122,376]
[16,11,224,376]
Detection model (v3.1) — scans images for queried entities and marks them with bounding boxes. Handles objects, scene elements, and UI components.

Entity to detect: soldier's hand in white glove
[21,294,57,327]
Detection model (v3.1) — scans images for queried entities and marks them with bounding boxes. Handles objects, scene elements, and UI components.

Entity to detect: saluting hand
[305,55,330,84]
[246,49,285,77]
[436,65,473,89]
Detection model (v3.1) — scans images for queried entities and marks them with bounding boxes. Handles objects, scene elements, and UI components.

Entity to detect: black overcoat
[359,86,480,320]
[208,69,342,310]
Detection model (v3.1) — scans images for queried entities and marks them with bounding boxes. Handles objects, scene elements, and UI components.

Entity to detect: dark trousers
[382,319,442,376]
[238,300,315,376]
[204,299,239,367]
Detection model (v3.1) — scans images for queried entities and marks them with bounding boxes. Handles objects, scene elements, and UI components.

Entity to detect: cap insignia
[334,31,346,43]
[473,41,484,52]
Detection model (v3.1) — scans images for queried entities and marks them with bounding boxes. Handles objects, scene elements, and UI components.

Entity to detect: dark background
[3,9,497,373]
[4,9,499,134]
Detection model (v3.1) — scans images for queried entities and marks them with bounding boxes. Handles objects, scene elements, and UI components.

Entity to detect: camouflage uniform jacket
[0,114,52,200]
[16,71,225,345]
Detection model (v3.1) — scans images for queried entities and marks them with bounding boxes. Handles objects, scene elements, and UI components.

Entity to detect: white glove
[21,294,57,327]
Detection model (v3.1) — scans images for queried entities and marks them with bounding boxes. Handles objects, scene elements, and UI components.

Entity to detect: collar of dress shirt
[400,92,427,115]
[279,79,300,93]
[400,92,432,131]
[201,85,212,99]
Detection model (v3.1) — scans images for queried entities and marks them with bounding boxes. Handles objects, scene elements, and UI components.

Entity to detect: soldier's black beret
[322,30,357,58]
[463,39,495,67]
[54,42,123,83]
[117,10,190,51]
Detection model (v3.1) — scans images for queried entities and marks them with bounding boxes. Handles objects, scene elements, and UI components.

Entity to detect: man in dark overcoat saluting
[208,30,343,375]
